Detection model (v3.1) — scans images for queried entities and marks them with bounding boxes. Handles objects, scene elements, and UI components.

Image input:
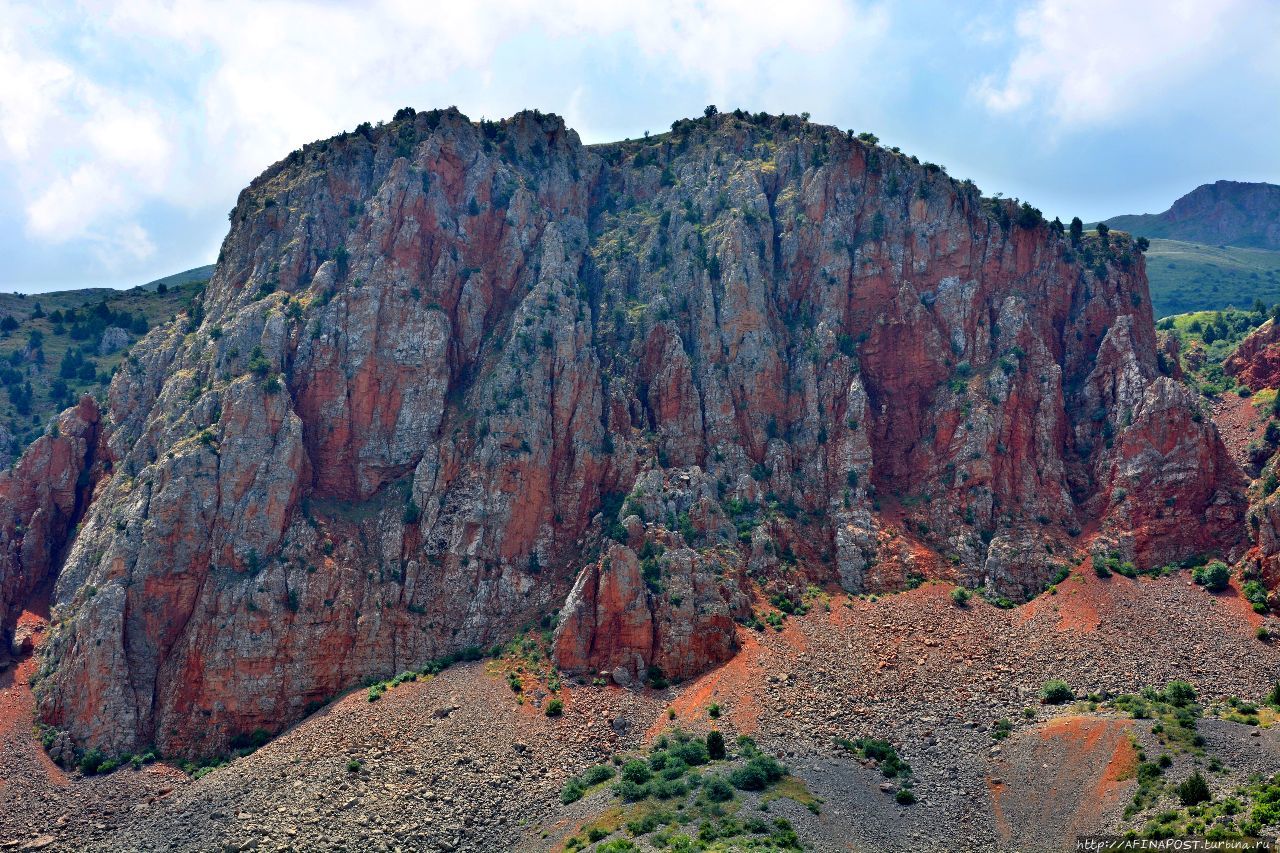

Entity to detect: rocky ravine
[0,107,1246,759]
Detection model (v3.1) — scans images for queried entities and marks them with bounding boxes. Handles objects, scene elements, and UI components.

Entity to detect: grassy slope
[1156,307,1270,396]
[0,281,204,460]
[138,264,216,293]
[1146,239,1280,318]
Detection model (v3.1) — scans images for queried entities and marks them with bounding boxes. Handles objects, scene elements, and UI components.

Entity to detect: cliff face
[7,107,1245,756]
[0,397,101,656]
[1224,319,1280,391]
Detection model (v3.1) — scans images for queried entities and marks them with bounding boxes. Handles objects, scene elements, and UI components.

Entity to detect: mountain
[0,107,1244,761]
[1104,180,1280,249]
[1099,182,1280,317]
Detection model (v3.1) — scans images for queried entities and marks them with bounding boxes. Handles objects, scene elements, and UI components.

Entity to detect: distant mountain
[1103,180,1280,250]
[139,263,215,292]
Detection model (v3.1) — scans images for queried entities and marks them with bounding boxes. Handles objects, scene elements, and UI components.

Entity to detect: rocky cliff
[1225,318,1280,391]
[0,397,101,657]
[0,107,1245,757]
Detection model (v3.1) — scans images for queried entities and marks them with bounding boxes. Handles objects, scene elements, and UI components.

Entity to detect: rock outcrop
[1224,319,1280,391]
[6,107,1245,756]
[0,397,101,654]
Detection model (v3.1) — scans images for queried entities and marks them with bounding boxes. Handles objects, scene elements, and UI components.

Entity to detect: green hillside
[0,278,205,464]
[139,264,216,292]
[1155,306,1269,396]
[1145,238,1280,318]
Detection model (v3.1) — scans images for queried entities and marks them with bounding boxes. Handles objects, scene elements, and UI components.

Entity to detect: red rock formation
[0,398,101,656]
[1224,319,1280,390]
[16,108,1246,756]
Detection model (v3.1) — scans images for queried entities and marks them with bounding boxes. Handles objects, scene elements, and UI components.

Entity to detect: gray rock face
[97,326,131,356]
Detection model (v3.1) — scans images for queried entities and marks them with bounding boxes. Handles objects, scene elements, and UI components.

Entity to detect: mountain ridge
[1103,180,1280,250]
[0,106,1246,761]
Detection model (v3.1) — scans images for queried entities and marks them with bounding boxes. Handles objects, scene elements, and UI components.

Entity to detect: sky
[1,0,1278,293]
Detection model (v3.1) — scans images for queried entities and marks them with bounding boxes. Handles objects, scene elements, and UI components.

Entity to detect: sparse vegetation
[1192,561,1231,592]
[559,730,812,850]
[1040,680,1074,705]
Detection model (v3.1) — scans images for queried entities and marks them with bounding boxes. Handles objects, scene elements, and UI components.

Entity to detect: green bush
[1192,561,1230,592]
[950,587,972,607]
[546,698,563,717]
[1243,580,1269,612]
[706,730,726,760]
[1040,680,1074,704]
[621,759,652,785]
[79,748,106,775]
[704,774,735,802]
[612,779,647,802]
[837,737,910,778]
[1177,770,1211,806]
[581,764,615,786]
[895,788,917,804]
[561,777,586,804]
[1163,680,1196,707]
[730,755,785,791]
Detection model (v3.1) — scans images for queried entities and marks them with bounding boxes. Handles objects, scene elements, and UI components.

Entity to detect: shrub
[950,587,972,606]
[704,774,735,802]
[79,748,106,775]
[561,778,586,804]
[1243,580,1269,612]
[838,737,910,777]
[670,739,709,767]
[895,788,917,805]
[730,755,785,791]
[346,759,361,773]
[546,698,563,717]
[1040,680,1074,704]
[620,759,651,785]
[708,703,721,719]
[706,730,726,760]
[581,764,615,786]
[1191,561,1230,592]
[612,779,646,802]
[1163,680,1196,707]
[1177,770,1211,806]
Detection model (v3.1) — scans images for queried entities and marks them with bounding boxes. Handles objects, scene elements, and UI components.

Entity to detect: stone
[97,326,131,356]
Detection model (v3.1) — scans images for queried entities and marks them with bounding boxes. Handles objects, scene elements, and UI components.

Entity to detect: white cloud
[977,0,1271,126]
[0,0,885,280]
